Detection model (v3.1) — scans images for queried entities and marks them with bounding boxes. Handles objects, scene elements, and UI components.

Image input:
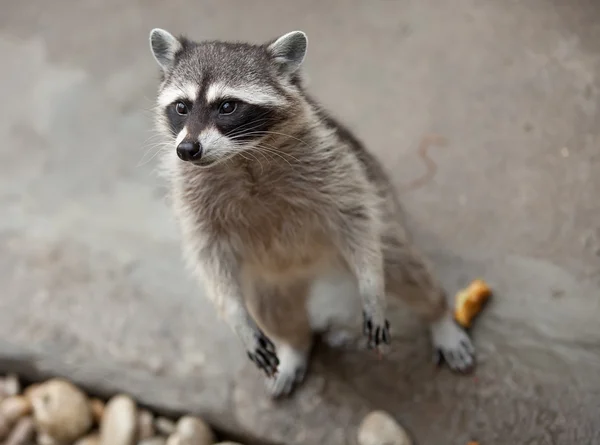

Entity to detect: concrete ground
[1,1,599,444]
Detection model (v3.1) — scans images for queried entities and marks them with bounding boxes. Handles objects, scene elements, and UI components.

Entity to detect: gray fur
[148,29,476,398]
[149,28,182,72]
[267,31,308,74]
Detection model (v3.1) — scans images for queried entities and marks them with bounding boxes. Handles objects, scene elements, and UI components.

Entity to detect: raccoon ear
[267,31,308,74]
[149,28,182,72]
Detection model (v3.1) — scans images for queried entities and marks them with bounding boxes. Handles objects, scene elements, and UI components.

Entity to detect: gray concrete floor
[1,1,599,444]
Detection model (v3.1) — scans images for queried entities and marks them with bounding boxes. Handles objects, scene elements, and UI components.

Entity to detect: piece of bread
[454,279,491,328]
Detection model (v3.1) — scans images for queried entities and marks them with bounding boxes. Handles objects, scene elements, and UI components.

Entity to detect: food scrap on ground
[454,279,492,328]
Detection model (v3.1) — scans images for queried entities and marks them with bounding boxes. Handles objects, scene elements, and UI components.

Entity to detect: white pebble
[358,410,412,445]
[165,434,181,445]
[176,416,214,444]
[3,375,20,397]
[100,394,138,445]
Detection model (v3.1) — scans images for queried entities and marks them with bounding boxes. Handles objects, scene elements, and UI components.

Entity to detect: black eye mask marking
[216,102,283,143]
[163,95,286,143]
[165,99,193,137]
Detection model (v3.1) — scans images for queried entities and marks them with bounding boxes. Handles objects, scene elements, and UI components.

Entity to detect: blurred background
[1,0,599,444]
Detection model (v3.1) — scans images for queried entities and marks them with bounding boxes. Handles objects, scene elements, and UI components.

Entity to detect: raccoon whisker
[226,127,274,140]
[142,138,171,150]
[265,147,301,164]
[141,143,171,159]
[237,130,311,148]
[252,144,301,167]
[142,139,172,152]
[252,146,292,168]
[227,140,273,173]
[224,118,275,139]
[244,150,267,175]
[194,153,235,170]
[250,140,302,164]
[222,111,278,138]
[220,135,303,167]
[222,152,235,171]
[228,112,274,130]
[142,131,168,142]
[140,134,171,153]
[242,144,271,174]
[203,119,274,150]
[137,142,171,167]
[226,128,269,141]
[236,151,254,164]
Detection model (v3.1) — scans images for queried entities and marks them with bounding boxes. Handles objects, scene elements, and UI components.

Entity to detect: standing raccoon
[148,28,475,398]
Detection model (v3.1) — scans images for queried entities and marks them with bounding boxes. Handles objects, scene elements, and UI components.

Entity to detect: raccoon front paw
[265,344,308,399]
[246,331,279,377]
[363,310,391,349]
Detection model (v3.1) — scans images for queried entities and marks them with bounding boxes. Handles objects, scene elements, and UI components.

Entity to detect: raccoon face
[149,28,308,166]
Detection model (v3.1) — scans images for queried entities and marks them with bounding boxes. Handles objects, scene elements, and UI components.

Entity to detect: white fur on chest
[306,264,362,333]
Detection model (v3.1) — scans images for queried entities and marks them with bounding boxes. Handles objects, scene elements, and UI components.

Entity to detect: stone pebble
[0,375,228,445]
[165,415,214,445]
[29,378,93,444]
[100,394,138,445]
[137,409,156,441]
[3,416,35,445]
[358,410,412,445]
[0,395,32,441]
[89,398,105,425]
[1,374,21,398]
[155,416,176,436]
[0,396,32,423]
[74,432,101,445]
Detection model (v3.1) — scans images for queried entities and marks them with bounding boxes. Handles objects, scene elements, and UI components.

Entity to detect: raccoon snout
[176,141,202,162]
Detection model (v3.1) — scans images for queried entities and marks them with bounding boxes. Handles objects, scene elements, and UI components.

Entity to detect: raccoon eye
[174,101,188,115]
[218,101,237,115]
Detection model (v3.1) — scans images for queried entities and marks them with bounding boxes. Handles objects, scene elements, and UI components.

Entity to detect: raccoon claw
[267,363,306,398]
[363,310,391,349]
[247,331,279,377]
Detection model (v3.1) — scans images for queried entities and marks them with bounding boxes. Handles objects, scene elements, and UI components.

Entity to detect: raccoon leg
[383,235,475,372]
[335,220,390,350]
[245,278,313,398]
[195,249,279,377]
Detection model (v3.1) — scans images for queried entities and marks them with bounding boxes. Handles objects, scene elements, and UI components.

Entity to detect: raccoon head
[149,28,308,167]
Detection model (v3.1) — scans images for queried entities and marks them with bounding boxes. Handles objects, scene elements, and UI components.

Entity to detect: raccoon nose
[176,141,202,161]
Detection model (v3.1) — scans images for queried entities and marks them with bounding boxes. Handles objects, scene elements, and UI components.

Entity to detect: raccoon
[148,28,475,398]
